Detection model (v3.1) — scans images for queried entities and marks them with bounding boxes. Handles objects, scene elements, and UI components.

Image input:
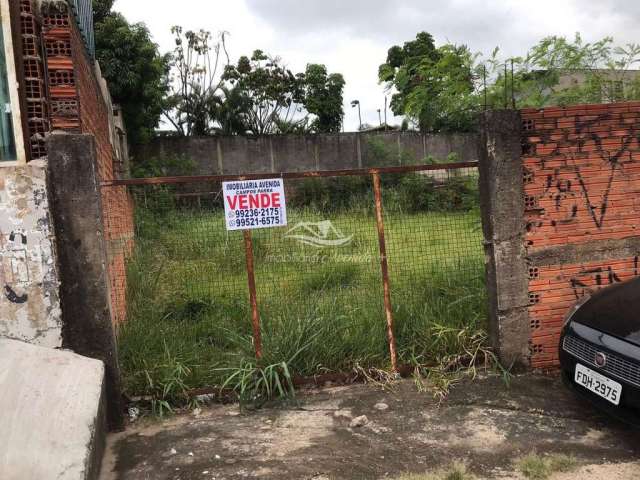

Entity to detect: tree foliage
[485,34,640,108]
[380,31,640,133]
[164,29,346,136]
[94,8,170,146]
[92,0,114,25]
[379,32,478,132]
[404,44,480,132]
[303,64,345,133]
[222,50,306,135]
[163,27,236,136]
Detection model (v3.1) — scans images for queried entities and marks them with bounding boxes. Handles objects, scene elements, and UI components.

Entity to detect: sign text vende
[223,179,287,231]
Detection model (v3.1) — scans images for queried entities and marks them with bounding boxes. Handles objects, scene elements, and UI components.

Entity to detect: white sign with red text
[223,178,287,231]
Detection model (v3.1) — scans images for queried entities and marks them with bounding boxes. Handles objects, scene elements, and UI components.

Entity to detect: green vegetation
[118,175,490,408]
[380,31,640,133]
[517,453,578,480]
[394,463,474,480]
[486,34,640,109]
[94,4,170,146]
[379,32,479,133]
[289,171,479,214]
[165,30,345,136]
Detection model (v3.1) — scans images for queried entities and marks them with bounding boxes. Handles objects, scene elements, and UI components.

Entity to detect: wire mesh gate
[102,162,485,385]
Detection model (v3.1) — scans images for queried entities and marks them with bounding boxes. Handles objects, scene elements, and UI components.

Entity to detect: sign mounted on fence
[223,179,288,231]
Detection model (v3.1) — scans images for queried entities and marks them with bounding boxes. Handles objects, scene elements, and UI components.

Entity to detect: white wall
[0,162,62,347]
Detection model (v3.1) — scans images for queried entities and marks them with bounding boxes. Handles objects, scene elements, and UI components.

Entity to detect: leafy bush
[288,176,371,211]
[398,174,479,213]
[131,153,196,178]
[288,173,478,214]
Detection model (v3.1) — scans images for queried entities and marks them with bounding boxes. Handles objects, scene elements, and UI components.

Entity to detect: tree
[92,0,114,25]
[94,12,170,146]
[163,27,234,136]
[303,64,345,133]
[379,32,479,132]
[379,32,439,129]
[212,85,251,135]
[163,27,345,136]
[404,44,480,132]
[223,50,306,135]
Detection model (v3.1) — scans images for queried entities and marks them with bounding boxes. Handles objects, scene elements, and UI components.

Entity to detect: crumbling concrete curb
[0,338,106,480]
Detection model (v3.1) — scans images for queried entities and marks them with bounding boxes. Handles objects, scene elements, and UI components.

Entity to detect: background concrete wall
[133,132,480,174]
[0,162,61,347]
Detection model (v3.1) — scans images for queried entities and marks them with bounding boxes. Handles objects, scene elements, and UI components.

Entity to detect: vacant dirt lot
[101,374,640,479]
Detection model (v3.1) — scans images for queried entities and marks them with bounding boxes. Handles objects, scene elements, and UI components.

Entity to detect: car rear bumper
[559,322,640,427]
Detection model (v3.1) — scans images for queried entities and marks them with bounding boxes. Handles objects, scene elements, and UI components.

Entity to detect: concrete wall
[0,162,62,347]
[479,111,530,368]
[133,132,480,175]
[47,133,123,430]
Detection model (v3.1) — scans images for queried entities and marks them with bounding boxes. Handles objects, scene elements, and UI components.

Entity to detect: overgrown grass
[517,453,578,480]
[118,175,491,409]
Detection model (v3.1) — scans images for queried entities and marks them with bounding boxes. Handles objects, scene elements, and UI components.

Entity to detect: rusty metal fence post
[243,229,262,360]
[372,172,398,373]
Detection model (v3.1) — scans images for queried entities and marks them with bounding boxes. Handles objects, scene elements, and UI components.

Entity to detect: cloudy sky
[113,0,639,131]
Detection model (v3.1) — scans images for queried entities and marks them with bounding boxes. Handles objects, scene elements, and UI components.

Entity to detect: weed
[219,358,296,410]
[395,462,475,480]
[517,453,578,480]
[142,342,196,417]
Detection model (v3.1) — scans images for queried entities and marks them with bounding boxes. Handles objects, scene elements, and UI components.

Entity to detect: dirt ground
[100,374,640,480]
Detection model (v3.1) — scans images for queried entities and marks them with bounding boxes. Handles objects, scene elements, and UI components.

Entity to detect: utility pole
[351,100,362,130]
[384,96,388,131]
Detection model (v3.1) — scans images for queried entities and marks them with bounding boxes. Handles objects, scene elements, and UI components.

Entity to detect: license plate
[575,363,622,405]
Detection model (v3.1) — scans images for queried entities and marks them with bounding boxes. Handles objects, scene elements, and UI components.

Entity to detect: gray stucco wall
[0,162,62,347]
[133,132,480,175]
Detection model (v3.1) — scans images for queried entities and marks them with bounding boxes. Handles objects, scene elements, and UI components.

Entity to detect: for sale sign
[223,178,287,231]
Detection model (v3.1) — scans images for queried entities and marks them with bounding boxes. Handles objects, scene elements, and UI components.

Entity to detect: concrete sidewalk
[101,374,640,479]
[0,338,106,480]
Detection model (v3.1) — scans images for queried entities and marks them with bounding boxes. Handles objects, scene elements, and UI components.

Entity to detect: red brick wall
[522,102,640,368]
[41,5,134,326]
[17,0,50,159]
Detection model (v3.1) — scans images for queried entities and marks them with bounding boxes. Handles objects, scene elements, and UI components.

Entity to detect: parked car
[559,277,640,426]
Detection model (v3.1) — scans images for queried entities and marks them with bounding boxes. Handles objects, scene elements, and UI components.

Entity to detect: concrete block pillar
[46,133,124,430]
[478,111,530,368]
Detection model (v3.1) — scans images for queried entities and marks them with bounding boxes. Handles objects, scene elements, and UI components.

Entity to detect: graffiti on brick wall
[569,256,639,299]
[522,103,640,368]
[527,256,640,367]
[523,106,640,248]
